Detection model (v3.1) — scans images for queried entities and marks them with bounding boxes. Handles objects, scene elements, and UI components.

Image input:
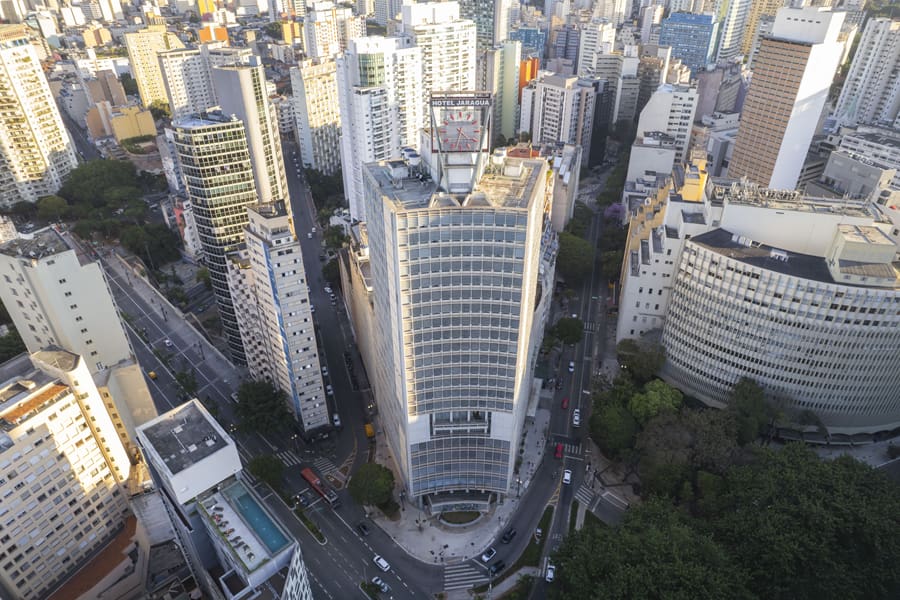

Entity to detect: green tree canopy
[0,328,26,363]
[590,401,639,459]
[195,267,212,290]
[551,499,750,600]
[234,380,292,434]
[247,455,285,491]
[119,73,139,96]
[628,379,682,425]
[60,160,138,207]
[323,225,349,250]
[348,463,395,507]
[148,100,171,120]
[727,378,774,445]
[322,258,340,286]
[120,223,182,268]
[36,195,69,222]
[557,231,595,283]
[553,317,583,345]
[616,339,665,385]
[599,249,624,280]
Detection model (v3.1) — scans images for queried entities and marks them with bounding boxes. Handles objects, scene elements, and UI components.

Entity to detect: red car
[561,397,569,409]
[554,443,564,459]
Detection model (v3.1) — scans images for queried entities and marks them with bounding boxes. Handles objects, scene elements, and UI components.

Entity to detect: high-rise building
[713,0,752,62]
[172,113,259,363]
[212,58,289,205]
[0,350,133,600]
[741,0,787,55]
[482,40,522,141]
[362,93,549,508]
[520,72,599,167]
[159,44,253,120]
[0,25,77,207]
[635,83,699,164]
[227,203,330,432]
[123,25,185,107]
[659,12,720,74]
[373,0,403,26]
[728,7,845,189]
[291,59,342,174]
[458,0,512,49]
[302,0,367,60]
[576,17,616,76]
[595,0,630,27]
[337,36,423,220]
[832,18,900,128]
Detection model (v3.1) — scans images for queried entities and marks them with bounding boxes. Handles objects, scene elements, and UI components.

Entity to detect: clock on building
[436,110,483,152]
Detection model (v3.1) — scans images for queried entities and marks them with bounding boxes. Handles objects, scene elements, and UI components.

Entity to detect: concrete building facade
[291,59,342,175]
[123,25,185,107]
[520,72,598,167]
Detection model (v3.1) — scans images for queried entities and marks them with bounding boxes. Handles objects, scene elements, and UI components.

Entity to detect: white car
[326,384,334,396]
[568,361,575,373]
[307,232,312,239]
[332,413,341,428]
[164,339,173,348]
[372,577,390,593]
[373,555,390,572]
[572,409,581,428]
[324,286,333,294]
[545,564,556,583]
[481,547,497,563]
[562,470,572,485]
[322,366,329,377]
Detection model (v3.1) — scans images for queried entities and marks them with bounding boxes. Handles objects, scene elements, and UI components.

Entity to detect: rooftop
[837,224,895,247]
[140,400,229,475]
[0,227,70,261]
[32,347,80,372]
[173,111,242,129]
[708,181,882,220]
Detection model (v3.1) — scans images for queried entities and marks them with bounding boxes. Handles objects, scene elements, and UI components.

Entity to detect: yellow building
[123,25,185,107]
[197,0,217,16]
[111,105,156,142]
[281,21,302,45]
[198,23,229,43]
[82,25,112,48]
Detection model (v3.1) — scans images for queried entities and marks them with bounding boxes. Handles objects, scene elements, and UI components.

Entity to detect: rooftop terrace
[140,400,228,475]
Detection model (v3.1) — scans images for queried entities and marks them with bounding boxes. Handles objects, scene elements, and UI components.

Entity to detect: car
[311,226,317,233]
[356,522,370,536]
[164,339,173,348]
[572,409,581,427]
[563,469,572,485]
[545,564,556,583]
[310,305,316,313]
[554,443,564,459]
[332,413,341,428]
[324,286,333,294]
[481,547,497,562]
[561,397,569,409]
[147,371,157,380]
[326,384,334,396]
[307,232,312,239]
[373,555,390,572]
[488,560,506,576]
[322,366,329,376]
[371,577,390,593]
[568,361,575,373]
[501,528,516,544]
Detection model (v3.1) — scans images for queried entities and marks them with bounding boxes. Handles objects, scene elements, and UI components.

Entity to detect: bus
[300,467,341,508]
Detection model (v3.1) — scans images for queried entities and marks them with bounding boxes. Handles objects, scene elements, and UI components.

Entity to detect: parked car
[488,561,506,576]
[568,361,575,373]
[324,286,333,294]
[164,339,173,348]
[481,547,497,562]
[373,555,390,572]
[554,443,564,459]
[561,397,569,409]
[147,371,157,380]
[563,469,572,485]
[326,384,334,396]
[501,528,516,544]
[332,413,342,428]
[356,522,370,537]
[545,564,556,583]
[372,577,390,593]
[572,409,581,427]
[322,366,329,377]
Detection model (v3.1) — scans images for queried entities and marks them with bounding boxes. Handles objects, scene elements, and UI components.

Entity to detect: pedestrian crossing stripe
[443,564,488,591]
[564,443,581,454]
[575,484,594,506]
[313,457,338,475]
[583,321,597,332]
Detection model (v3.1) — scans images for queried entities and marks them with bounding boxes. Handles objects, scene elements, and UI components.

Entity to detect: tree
[553,317,583,345]
[119,73,139,96]
[0,328,26,363]
[120,223,182,268]
[599,249,623,280]
[627,379,682,425]
[551,499,751,600]
[704,444,900,600]
[234,380,292,434]
[248,455,285,491]
[727,378,773,445]
[322,258,340,286]
[323,225,349,250]
[616,339,664,385]
[9,201,37,220]
[348,463,395,507]
[195,267,212,290]
[148,100,171,120]
[60,160,138,207]
[590,402,638,459]
[557,232,594,283]
[36,195,69,222]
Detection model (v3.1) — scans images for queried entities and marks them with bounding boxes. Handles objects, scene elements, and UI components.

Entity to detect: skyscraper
[212,57,289,205]
[159,44,253,120]
[292,59,342,175]
[0,25,77,207]
[482,40,522,141]
[337,36,423,220]
[363,93,548,509]
[635,83,699,165]
[728,7,845,189]
[227,204,329,432]
[458,0,512,49]
[302,0,367,60]
[659,12,720,74]
[741,0,787,55]
[576,17,616,77]
[123,25,185,107]
[172,113,258,363]
[832,18,900,128]
[714,0,752,62]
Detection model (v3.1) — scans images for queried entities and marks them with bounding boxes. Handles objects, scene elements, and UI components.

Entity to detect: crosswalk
[443,563,488,592]
[275,450,303,467]
[583,321,599,332]
[274,451,338,477]
[575,483,594,507]
[562,442,581,455]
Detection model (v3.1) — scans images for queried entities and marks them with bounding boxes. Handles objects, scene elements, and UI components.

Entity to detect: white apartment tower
[728,7,845,189]
[303,1,367,60]
[337,36,423,221]
[458,0,513,49]
[635,83,699,165]
[715,0,752,63]
[0,25,77,207]
[291,59,342,175]
[123,25,185,107]
[482,40,522,141]
[0,349,132,600]
[364,94,548,509]
[212,57,290,205]
[227,204,329,432]
[520,72,598,167]
[833,18,900,128]
[159,44,253,120]
[577,17,616,76]
[172,113,259,363]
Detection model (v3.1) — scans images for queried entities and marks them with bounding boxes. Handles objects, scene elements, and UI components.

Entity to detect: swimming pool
[223,483,290,554]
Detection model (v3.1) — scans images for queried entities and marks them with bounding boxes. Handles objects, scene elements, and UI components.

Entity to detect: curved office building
[662,227,900,435]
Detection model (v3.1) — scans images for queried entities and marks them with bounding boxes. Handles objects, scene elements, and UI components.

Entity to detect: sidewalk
[368,397,553,566]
